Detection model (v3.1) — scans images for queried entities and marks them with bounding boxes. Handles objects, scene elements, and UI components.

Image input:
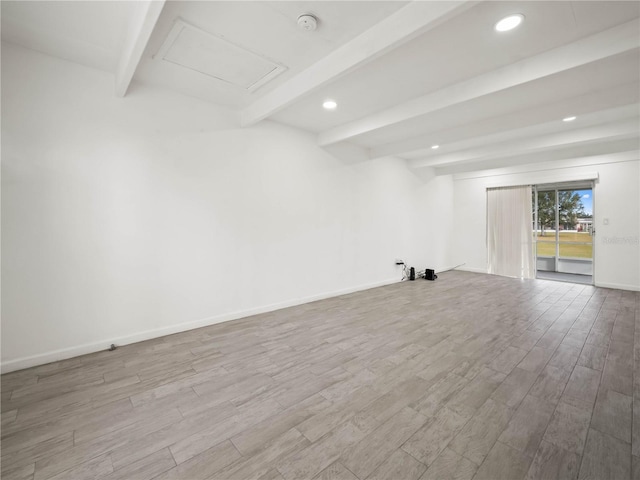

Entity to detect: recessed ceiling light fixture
[323,100,337,110]
[495,14,524,32]
[563,116,577,122]
[431,145,440,150]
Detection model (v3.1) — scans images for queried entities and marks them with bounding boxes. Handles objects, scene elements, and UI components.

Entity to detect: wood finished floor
[2,271,639,480]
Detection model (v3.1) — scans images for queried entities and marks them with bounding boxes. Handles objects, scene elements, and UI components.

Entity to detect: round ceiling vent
[297,14,318,31]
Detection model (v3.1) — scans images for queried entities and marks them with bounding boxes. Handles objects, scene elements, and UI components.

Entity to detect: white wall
[408,169,455,273]
[1,44,453,372]
[452,156,640,291]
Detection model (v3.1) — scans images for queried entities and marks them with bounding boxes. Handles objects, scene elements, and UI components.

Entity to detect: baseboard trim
[455,266,488,274]
[454,268,640,292]
[1,277,400,374]
[594,281,640,292]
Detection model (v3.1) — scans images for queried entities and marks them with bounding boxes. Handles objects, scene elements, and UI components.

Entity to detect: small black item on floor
[425,269,437,281]
[108,344,117,351]
[409,267,415,281]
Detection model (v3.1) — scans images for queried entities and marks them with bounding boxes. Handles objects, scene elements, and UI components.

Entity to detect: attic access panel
[156,19,287,92]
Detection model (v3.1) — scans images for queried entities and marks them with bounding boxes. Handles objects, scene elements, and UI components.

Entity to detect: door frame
[533,181,595,284]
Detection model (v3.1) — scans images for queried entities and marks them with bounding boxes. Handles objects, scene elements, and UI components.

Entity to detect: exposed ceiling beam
[394,103,639,161]
[115,0,166,97]
[369,86,640,159]
[317,19,640,147]
[422,104,640,160]
[435,141,640,176]
[410,119,639,169]
[449,150,640,180]
[240,0,476,127]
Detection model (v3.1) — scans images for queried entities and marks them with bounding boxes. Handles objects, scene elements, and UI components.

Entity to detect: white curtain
[487,185,535,279]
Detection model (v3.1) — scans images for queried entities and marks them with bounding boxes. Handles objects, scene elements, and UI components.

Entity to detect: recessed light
[495,14,524,32]
[563,116,577,122]
[323,100,337,110]
[431,145,439,150]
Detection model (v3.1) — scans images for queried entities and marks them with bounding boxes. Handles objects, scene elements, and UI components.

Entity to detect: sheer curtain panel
[487,186,535,279]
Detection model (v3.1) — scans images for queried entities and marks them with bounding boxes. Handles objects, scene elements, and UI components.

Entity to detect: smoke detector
[297,14,318,31]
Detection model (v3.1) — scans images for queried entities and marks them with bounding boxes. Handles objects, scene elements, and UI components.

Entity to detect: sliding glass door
[533,183,593,283]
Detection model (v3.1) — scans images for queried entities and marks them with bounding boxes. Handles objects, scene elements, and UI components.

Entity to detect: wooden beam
[115,0,166,97]
[318,19,640,146]
[240,1,475,126]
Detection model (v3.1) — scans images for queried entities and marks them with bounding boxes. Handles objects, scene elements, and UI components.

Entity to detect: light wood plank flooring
[2,271,639,480]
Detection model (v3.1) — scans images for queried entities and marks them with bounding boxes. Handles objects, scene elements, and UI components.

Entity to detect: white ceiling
[135,1,407,107]
[2,0,639,175]
[1,1,136,72]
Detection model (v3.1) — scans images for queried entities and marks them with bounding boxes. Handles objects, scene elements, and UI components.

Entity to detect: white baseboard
[455,266,487,274]
[594,281,640,292]
[433,265,457,274]
[1,277,400,374]
[454,268,640,291]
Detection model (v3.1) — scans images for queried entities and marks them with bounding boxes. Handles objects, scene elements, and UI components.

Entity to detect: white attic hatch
[156,19,287,92]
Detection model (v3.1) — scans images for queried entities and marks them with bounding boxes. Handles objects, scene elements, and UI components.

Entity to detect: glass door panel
[557,188,593,275]
[533,185,593,280]
[534,190,557,273]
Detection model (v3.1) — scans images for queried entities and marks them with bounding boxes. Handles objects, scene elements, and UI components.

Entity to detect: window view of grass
[534,188,593,260]
[534,230,593,258]
[557,243,593,258]
[535,232,593,243]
